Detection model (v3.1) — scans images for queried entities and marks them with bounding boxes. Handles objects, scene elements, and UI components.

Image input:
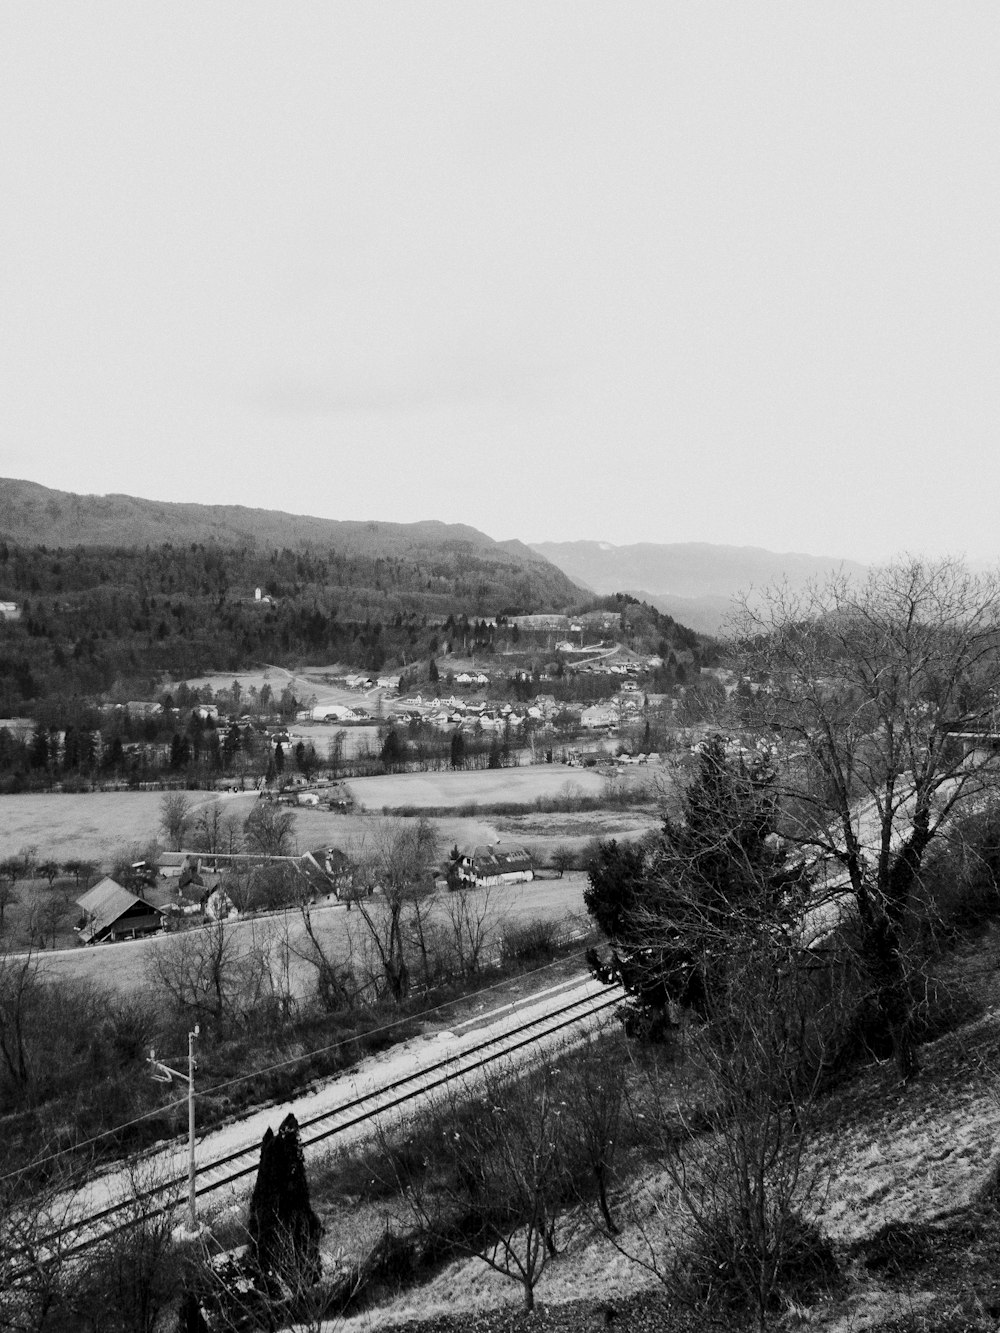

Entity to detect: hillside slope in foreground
[332,931,1000,1333]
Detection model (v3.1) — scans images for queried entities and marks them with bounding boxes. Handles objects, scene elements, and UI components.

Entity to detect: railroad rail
[6,981,622,1271]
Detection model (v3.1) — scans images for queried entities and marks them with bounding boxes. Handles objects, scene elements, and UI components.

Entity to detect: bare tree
[549,845,575,879]
[149,921,242,1025]
[62,858,97,889]
[613,924,843,1330]
[562,1030,627,1235]
[243,802,297,856]
[37,894,71,950]
[386,1058,576,1313]
[443,882,505,978]
[35,861,60,889]
[0,1161,90,1333]
[349,819,439,1003]
[0,875,19,935]
[159,792,193,852]
[290,902,361,1012]
[0,948,38,1094]
[190,799,226,854]
[735,556,1000,1078]
[70,1163,185,1333]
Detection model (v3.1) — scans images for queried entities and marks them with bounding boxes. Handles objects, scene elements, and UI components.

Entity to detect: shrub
[683,1209,840,1318]
[498,918,561,966]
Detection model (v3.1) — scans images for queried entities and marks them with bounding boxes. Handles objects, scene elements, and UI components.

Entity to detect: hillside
[0,478,582,610]
[0,480,603,709]
[324,932,1000,1333]
[531,539,869,635]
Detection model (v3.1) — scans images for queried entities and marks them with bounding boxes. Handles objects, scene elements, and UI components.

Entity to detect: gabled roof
[77,877,162,942]
[465,845,533,878]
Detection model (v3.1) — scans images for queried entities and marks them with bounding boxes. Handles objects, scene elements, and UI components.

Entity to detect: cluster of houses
[72,840,537,945]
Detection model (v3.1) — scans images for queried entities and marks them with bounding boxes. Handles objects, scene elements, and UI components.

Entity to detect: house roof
[77,877,162,942]
[157,851,190,868]
[465,845,533,877]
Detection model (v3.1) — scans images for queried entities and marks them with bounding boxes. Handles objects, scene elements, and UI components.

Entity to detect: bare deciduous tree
[443,882,505,979]
[615,924,843,1330]
[386,1058,577,1312]
[349,818,439,1003]
[159,792,193,852]
[736,556,1000,1078]
[243,802,297,857]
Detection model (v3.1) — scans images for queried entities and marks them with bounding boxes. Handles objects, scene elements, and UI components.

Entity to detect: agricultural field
[0,770,653,868]
[0,789,260,863]
[342,762,648,810]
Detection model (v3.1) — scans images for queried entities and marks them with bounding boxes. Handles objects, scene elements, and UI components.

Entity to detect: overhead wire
[0,941,593,1186]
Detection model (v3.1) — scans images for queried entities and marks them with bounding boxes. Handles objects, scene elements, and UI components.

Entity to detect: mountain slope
[531,540,869,634]
[0,478,584,612]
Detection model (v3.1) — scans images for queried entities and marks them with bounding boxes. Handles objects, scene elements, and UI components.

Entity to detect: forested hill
[0,479,597,710]
[0,478,571,586]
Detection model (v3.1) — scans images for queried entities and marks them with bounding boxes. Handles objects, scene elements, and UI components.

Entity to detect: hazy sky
[3,4,999,563]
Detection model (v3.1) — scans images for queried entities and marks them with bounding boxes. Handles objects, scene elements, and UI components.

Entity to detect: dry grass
[0,789,259,862]
[344,765,616,811]
[308,932,1000,1333]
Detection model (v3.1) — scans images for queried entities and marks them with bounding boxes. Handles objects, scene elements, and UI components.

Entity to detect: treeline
[0,540,572,713]
[0,542,706,722]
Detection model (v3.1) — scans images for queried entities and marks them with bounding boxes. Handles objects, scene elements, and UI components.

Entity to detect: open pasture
[290,808,501,854]
[0,789,258,863]
[343,763,633,811]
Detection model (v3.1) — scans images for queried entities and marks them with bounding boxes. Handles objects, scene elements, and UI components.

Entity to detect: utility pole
[148,1025,201,1236]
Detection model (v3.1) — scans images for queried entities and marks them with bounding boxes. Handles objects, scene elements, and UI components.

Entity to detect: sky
[2,3,1000,564]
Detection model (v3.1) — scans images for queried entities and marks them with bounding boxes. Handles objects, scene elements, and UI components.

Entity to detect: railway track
[9,979,622,1268]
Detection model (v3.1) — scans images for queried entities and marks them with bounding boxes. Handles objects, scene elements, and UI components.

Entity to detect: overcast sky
[2,4,999,563]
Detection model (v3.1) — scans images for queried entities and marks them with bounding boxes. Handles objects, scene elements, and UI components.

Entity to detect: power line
[0,943,592,1186]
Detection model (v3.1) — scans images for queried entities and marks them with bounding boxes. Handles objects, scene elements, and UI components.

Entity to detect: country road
[29,875,591,997]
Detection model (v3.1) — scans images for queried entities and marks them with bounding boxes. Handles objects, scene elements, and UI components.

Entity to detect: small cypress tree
[247,1113,321,1289]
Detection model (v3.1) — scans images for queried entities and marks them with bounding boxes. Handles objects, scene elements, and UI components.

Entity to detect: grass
[0,789,259,862]
[344,766,618,810]
[299,926,1000,1333]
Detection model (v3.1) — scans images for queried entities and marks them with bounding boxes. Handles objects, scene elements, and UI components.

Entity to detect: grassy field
[343,763,650,810]
[0,789,259,863]
[0,763,659,890]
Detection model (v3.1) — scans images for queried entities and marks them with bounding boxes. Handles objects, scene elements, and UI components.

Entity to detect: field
[0,789,260,863]
[0,767,659,873]
[343,763,645,810]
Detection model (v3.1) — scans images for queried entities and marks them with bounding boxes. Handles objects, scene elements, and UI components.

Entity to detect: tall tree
[736,556,1000,1078]
[586,739,805,1037]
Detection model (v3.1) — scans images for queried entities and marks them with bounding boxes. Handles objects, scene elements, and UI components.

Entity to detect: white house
[458,845,534,887]
[311,703,356,722]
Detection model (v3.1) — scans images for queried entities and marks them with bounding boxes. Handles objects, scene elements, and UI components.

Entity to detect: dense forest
[0,539,702,720]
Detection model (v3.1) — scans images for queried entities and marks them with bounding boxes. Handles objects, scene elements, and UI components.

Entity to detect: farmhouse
[300,846,354,898]
[310,703,356,722]
[458,845,534,887]
[156,851,199,879]
[76,877,164,944]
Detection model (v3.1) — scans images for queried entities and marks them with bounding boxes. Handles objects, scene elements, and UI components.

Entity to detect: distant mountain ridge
[0,477,584,611]
[530,540,869,635]
[1,478,522,557]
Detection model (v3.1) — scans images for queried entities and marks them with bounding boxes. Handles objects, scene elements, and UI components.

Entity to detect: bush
[499,918,561,966]
[683,1209,840,1317]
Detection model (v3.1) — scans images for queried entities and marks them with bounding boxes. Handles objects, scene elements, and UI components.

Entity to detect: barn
[76,877,164,944]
